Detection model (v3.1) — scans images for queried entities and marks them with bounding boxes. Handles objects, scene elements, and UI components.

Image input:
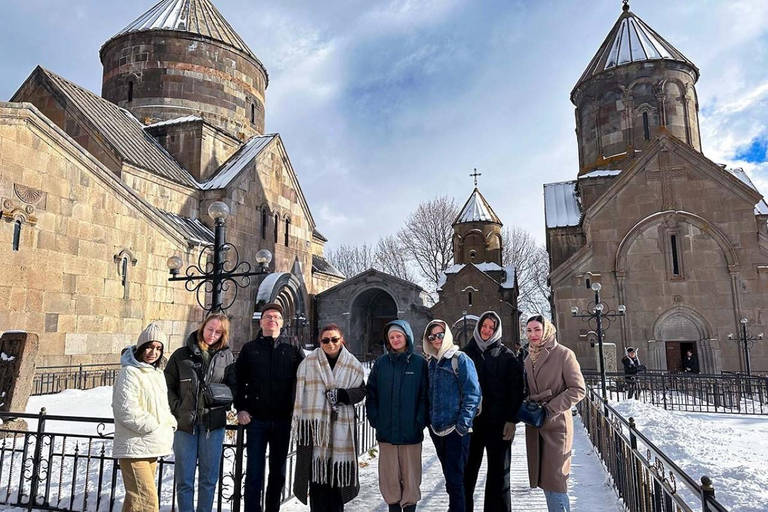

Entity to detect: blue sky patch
[734,137,768,164]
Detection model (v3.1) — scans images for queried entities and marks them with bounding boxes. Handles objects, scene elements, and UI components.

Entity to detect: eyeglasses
[427,332,446,341]
[263,315,282,321]
[321,336,342,344]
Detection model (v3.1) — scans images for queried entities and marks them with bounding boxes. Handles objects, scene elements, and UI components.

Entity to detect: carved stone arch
[347,284,402,320]
[627,76,656,93]
[616,210,739,274]
[650,305,719,373]
[485,230,502,249]
[256,272,307,323]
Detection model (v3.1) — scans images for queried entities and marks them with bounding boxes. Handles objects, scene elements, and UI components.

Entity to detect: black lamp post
[294,311,307,344]
[571,283,626,399]
[462,310,468,346]
[167,201,272,314]
[728,318,763,377]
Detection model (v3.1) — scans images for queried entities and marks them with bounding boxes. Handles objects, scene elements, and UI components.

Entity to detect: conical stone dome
[571,3,701,175]
[100,0,268,137]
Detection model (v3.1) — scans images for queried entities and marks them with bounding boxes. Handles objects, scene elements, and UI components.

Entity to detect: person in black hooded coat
[461,311,525,512]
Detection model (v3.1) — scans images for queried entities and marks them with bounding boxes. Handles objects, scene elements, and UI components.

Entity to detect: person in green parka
[365,320,429,512]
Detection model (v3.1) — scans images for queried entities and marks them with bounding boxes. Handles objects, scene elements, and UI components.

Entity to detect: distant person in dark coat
[683,350,700,374]
[622,347,645,399]
[366,320,429,512]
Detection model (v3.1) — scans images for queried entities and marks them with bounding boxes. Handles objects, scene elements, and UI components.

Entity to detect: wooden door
[666,342,683,372]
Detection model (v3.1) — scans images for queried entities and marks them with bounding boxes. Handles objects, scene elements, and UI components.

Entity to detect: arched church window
[468,292,473,307]
[12,220,21,251]
[643,112,650,140]
[251,103,256,124]
[274,214,279,242]
[284,218,290,247]
[470,250,477,261]
[128,81,134,103]
[670,234,680,276]
[261,208,268,239]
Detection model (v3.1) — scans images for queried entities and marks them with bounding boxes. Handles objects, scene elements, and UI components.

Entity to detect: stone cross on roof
[470,168,482,187]
[647,151,687,210]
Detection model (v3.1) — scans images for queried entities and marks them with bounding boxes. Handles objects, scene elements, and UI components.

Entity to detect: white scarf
[292,346,364,487]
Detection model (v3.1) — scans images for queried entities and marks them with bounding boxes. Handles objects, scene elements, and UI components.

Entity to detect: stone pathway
[282,418,624,511]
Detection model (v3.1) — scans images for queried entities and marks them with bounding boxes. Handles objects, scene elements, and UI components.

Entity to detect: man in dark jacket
[683,349,700,374]
[236,303,304,512]
[461,311,524,512]
[622,347,645,399]
[366,320,429,512]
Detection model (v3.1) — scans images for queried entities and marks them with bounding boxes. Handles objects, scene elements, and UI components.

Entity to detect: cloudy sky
[2,0,767,247]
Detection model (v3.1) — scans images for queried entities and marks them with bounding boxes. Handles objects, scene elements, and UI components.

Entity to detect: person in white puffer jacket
[113,323,177,512]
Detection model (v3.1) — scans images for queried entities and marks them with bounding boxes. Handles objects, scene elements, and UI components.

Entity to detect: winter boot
[402,505,417,512]
[388,505,402,512]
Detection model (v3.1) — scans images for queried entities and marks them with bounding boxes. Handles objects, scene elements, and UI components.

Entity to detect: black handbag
[203,383,233,408]
[516,368,547,428]
[517,400,547,428]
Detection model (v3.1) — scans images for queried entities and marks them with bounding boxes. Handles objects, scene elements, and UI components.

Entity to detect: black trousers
[463,422,512,512]
[309,481,344,512]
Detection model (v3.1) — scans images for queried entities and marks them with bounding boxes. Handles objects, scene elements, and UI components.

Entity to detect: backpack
[450,353,482,417]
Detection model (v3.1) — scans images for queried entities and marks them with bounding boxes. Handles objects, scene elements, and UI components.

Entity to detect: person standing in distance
[236,303,304,512]
[366,320,429,512]
[461,311,525,512]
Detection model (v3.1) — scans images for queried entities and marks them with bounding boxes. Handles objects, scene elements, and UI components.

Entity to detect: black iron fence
[579,387,729,512]
[582,371,768,415]
[0,404,377,511]
[32,365,122,396]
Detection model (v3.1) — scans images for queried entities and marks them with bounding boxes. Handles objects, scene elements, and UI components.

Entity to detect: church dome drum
[99,0,268,138]
[571,3,701,175]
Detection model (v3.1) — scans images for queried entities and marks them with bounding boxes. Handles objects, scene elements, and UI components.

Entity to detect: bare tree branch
[398,196,459,292]
[502,227,551,316]
[325,243,376,279]
[375,235,415,282]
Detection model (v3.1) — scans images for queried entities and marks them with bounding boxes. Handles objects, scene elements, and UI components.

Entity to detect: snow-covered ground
[612,399,768,512]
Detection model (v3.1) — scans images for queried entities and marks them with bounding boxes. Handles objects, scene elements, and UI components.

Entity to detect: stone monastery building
[545,3,768,373]
[0,0,344,365]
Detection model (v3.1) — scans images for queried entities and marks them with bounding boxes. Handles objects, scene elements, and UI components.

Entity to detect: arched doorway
[654,310,710,373]
[255,272,307,344]
[349,288,398,361]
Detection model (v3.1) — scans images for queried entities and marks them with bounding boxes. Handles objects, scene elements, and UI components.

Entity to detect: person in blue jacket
[423,320,481,512]
[366,320,429,512]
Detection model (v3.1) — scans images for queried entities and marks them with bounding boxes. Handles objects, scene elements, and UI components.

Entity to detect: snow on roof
[580,169,621,179]
[544,181,582,228]
[436,263,515,290]
[454,188,502,225]
[501,265,516,289]
[574,6,697,94]
[143,115,203,129]
[200,134,276,190]
[730,168,768,215]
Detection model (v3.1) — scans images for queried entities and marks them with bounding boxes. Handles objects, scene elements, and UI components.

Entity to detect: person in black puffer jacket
[461,311,525,512]
[235,303,304,512]
[165,313,236,512]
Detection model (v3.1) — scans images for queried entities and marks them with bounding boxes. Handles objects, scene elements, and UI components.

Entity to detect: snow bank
[612,399,768,511]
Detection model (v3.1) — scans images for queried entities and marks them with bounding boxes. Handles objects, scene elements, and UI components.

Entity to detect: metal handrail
[579,387,729,512]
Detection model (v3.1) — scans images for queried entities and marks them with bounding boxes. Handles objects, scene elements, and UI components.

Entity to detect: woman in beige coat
[523,315,585,512]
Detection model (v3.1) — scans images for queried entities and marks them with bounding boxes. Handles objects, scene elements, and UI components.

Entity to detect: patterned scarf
[529,316,557,369]
[292,346,364,487]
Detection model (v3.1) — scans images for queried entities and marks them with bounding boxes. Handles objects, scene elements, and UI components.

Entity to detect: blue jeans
[544,490,571,512]
[245,418,292,512]
[430,429,471,512]
[173,426,226,512]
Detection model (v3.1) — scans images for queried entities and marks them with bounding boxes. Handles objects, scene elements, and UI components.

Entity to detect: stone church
[545,3,768,373]
[0,0,343,366]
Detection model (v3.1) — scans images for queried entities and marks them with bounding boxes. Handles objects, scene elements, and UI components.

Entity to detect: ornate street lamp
[728,318,763,376]
[571,283,626,399]
[167,201,272,314]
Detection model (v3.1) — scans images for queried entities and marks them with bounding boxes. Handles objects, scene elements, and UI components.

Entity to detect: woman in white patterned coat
[113,323,176,512]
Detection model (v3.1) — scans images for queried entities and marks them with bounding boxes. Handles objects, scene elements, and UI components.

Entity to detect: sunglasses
[427,332,446,341]
[321,336,342,344]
